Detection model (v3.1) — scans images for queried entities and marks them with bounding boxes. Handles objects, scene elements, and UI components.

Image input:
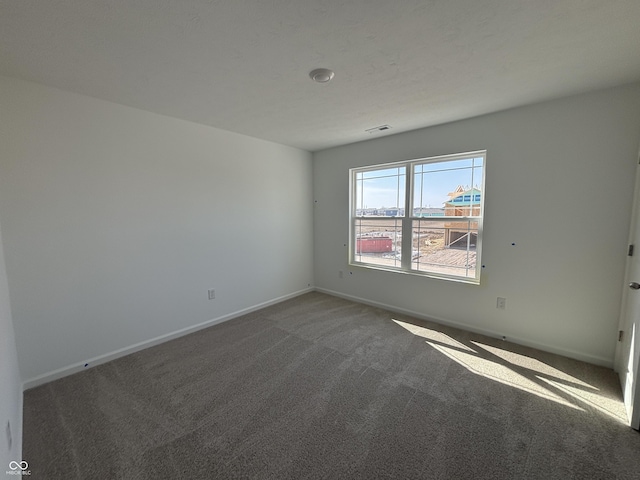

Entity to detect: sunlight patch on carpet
[392,319,583,411]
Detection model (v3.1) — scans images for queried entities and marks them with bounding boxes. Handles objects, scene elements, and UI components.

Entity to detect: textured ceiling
[1,0,640,151]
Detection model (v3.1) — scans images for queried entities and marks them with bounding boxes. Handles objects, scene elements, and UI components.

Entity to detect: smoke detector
[309,68,335,83]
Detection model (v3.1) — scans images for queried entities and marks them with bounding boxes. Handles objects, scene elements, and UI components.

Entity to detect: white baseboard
[22,287,314,390]
[315,287,614,368]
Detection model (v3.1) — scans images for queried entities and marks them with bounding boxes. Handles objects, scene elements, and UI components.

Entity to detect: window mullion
[401,163,413,270]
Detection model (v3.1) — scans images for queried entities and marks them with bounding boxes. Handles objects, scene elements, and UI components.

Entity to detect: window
[350,151,485,284]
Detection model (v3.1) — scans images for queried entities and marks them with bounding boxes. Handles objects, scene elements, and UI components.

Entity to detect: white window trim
[349,150,486,285]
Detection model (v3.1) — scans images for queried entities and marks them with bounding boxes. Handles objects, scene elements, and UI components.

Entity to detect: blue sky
[355,157,483,209]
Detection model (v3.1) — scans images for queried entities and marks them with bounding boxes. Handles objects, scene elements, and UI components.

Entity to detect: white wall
[313,83,640,366]
[0,220,22,476]
[0,76,314,384]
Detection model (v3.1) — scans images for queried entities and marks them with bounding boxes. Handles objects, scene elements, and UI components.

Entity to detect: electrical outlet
[496,297,506,310]
[208,289,216,300]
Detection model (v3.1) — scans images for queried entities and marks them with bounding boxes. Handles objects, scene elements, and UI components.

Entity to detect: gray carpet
[23,292,640,479]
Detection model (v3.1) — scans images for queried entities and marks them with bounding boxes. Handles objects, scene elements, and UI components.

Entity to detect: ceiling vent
[365,125,392,134]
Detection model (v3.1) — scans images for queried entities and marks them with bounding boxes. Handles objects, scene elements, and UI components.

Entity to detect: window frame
[349,150,486,284]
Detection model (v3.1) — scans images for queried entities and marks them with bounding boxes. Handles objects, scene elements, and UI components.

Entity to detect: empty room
[2,1,640,478]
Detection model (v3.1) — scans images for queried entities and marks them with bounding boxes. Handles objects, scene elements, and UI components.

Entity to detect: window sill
[348,261,481,285]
